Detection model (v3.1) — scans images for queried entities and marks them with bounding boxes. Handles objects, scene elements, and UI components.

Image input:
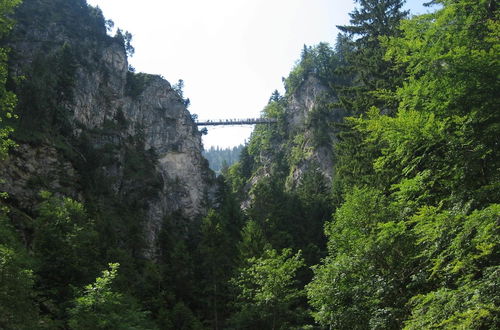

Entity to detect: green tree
[237,219,269,262]
[0,0,21,158]
[157,301,203,330]
[33,191,100,315]
[307,187,417,329]
[115,28,134,57]
[294,170,332,243]
[246,178,297,250]
[284,43,340,94]
[336,0,408,114]
[172,79,185,98]
[230,248,305,329]
[203,144,244,175]
[0,1,38,327]
[0,213,39,329]
[155,212,202,328]
[330,0,410,200]
[403,205,500,328]
[198,209,234,329]
[384,0,500,207]
[69,263,157,329]
[313,1,500,328]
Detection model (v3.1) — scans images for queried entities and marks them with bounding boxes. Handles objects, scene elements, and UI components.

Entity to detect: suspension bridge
[195,118,277,126]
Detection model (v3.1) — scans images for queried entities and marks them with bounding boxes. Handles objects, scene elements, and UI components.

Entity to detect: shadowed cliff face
[0,0,214,256]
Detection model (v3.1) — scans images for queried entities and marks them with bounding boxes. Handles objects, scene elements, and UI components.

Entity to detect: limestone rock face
[0,0,214,255]
[253,75,343,191]
[285,75,340,186]
[286,75,330,132]
[240,74,344,209]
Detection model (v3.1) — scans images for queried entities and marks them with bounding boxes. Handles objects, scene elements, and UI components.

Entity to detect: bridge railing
[195,118,277,126]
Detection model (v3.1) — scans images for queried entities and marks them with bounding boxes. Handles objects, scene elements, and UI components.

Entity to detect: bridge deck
[196,118,277,126]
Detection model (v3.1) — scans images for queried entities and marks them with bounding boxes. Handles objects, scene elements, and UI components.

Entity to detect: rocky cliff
[240,73,344,197]
[0,0,213,255]
[284,75,343,186]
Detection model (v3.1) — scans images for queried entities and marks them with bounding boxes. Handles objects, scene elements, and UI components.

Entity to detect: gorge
[0,0,498,329]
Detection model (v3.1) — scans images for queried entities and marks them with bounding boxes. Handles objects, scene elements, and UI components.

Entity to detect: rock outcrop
[285,75,342,186]
[245,74,343,194]
[0,0,213,255]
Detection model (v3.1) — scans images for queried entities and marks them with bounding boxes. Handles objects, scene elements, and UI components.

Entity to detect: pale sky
[86,0,431,149]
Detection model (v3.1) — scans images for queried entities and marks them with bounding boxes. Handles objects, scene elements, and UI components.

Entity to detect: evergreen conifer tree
[336,0,408,114]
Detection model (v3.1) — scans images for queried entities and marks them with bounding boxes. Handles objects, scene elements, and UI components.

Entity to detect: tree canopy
[0,0,498,328]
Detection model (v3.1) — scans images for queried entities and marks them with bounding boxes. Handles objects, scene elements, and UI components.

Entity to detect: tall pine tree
[336,0,408,114]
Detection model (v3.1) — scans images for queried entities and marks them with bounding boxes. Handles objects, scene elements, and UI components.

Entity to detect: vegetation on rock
[0,0,498,328]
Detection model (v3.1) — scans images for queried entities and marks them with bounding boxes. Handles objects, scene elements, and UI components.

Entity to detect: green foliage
[332,119,382,202]
[402,204,500,328]
[412,204,499,284]
[158,301,204,330]
[0,213,39,329]
[336,0,500,209]
[335,0,408,114]
[125,72,156,99]
[69,263,157,329]
[0,246,37,327]
[0,2,39,327]
[310,1,500,328]
[114,28,134,57]
[238,219,269,262]
[226,92,288,198]
[305,94,341,147]
[308,187,416,329]
[225,146,254,197]
[292,169,332,264]
[287,133,312,168]
[284,43,339,94]
[230,248,305,329]
[172,79,185,98]
[198,209,238,328]
[33,191,100,314]
[0,0,21,159]
[8,0,135,144]
[325,187,390,254]
[0,0,497,328]
[156,212,199,315]
[354,108,454,201]
[404,266,500,329]
[0,45,16,158]
[247,123,275,157]
[307,254,374,328]
[71,132,163,288]
[384,0,500,207]
[247,177,297,250]
[263,90,288,139]
[13,43,78,141]
[14,0,109,45]
[203,144,244,175]
[387,0,499,118]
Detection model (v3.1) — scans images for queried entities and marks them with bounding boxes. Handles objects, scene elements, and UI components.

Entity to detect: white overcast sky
[86,0,431,149]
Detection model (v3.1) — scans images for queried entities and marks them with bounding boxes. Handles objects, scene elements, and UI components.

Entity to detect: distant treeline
[203,144,244,174]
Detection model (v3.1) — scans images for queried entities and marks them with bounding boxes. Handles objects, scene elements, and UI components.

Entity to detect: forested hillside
[0,0,498,329]
[1,0,215,328]
[203,145,244,175]
[224,0,499,328]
